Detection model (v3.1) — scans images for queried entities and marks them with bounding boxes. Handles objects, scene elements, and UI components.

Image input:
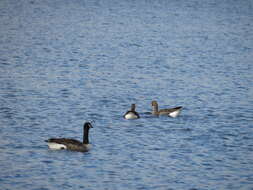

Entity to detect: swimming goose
[151,100,182,118]
[45,122,93,152]
[123,104,140,119]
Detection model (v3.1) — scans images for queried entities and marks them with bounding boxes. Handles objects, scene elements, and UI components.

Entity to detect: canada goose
[123,104,140,119]
[151,100,182,118]
[45,122,93,152]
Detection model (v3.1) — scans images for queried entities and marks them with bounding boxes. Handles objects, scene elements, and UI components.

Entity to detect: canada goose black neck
[130,104,136,111]
[83,122,92,144]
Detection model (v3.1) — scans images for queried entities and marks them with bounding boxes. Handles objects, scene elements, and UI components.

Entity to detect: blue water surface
[0,0,253,189]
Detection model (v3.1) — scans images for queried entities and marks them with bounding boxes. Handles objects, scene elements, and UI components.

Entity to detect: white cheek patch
[47,143,67,150]
[169,110,181,118]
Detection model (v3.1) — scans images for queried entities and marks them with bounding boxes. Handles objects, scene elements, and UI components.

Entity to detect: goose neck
[152,104,159,115]
[131,104,136,111]
[83,125,90,144]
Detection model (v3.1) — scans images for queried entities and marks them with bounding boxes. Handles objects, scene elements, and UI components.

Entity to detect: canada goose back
[124,104,140,119]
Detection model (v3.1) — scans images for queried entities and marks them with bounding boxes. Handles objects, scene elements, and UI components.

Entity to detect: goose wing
[159,106,182,114]
[45,138,83,146]
[133,111,140,118]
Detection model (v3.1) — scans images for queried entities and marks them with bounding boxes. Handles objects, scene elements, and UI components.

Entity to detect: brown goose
[123,104,140,119]
[151,100,182,117]
[45,122,93,152]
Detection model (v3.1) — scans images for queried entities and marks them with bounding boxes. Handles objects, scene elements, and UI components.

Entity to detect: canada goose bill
[123,104,140,120]
[151,100,182,118]
[45,122,93,152]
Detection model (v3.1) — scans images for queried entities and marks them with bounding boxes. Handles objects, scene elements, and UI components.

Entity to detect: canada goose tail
[45,139,56,143]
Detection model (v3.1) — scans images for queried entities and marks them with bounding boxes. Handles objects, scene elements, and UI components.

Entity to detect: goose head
[84,122,93,129]
[151,101,158,106]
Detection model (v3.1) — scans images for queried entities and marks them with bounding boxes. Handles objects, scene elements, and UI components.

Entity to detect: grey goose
[151,100,182,117]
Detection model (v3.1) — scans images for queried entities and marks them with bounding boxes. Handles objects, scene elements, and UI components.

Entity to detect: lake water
[0,0,253,189]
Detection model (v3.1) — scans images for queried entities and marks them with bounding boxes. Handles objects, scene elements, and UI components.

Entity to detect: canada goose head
[84,122,93,129]
[83,122,93,144]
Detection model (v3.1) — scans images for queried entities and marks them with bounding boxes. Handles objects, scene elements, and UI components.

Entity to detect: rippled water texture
[0,0,253,189]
